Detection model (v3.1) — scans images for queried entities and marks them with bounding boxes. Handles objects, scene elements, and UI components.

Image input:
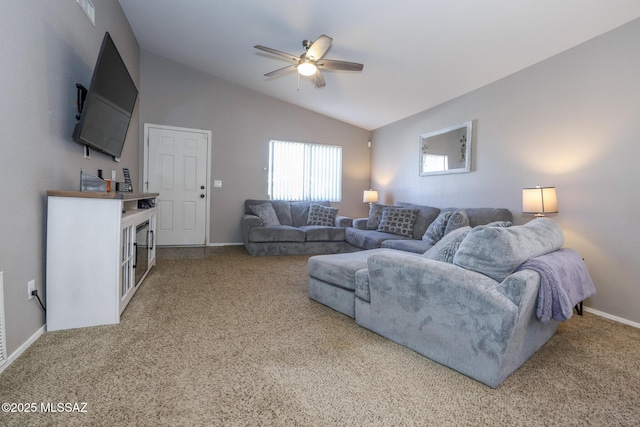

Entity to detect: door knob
[200,194,205,198]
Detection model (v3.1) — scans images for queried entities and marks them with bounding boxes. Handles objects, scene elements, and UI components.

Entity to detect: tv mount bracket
[75,83,88,120]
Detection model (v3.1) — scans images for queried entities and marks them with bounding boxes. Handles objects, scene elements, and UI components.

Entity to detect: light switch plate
[213,180,222,188]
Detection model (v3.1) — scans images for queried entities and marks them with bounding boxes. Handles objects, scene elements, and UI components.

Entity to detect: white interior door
[146,125,210,246]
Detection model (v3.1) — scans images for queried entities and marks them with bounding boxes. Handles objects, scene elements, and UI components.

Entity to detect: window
[421,154,449,173]
[268,140,342,201]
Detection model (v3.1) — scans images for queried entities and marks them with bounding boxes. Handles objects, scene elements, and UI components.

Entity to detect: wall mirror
[419,121,472,176]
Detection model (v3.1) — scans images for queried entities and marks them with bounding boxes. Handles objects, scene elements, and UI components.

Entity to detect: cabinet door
[148,212,157,267]
[120,224,135,312]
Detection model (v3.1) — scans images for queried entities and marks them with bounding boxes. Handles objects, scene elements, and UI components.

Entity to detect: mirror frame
[419,121,472,176]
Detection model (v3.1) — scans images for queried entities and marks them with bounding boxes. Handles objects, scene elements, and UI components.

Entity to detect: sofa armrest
[241,214,263,245]
[335,215,353,227]
[352,218,368,229]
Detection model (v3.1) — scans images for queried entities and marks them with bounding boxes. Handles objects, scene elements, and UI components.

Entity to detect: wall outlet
[28,279,35,300]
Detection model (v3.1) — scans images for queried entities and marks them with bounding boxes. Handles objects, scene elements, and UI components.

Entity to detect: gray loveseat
[309,218,595,388]
[242,199,356,256]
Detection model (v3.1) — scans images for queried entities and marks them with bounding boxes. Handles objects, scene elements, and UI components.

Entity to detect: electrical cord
[31,290,46,313]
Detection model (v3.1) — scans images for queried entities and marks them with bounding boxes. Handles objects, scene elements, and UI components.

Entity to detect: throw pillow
[422,226,472,264]
[422,211,452,244]
[444,210,469,235]
[307,203,338,226]
[249,203,280,226]
[377,206,419,237]
[366,203,386,230]
[486,220,512,228]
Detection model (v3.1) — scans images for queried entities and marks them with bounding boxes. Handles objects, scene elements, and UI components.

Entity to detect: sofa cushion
[486,220,512,227]
[377,206,419,237]
[366,203,387,230]
[248,202,281,226]
[422,211,452,244]
[442,207,512,227]
[245,199,293,226]
[396,202,441,239]
[444,209,469,235]
[453,218,564,282]
[249,225,305,243]
[290,201,331,227]
[381,239,434,254]
[346,228,412,250]
[422,226,472,263]
[299,225,346,242]
[308,249,393,291]
[307,203,338,226]
[354,268,371,302]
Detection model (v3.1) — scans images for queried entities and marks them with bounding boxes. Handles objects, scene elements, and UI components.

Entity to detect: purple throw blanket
[516,248,596,323]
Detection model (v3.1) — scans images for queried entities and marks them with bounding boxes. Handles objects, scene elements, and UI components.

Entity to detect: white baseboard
[0,324,46,375]
[583,306,640,329]
[207,242,243,247]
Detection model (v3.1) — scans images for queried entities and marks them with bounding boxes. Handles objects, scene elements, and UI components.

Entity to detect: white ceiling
[119,0,640,131]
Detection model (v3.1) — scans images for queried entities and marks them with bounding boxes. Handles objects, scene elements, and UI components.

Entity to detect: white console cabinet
[46,191,159,331]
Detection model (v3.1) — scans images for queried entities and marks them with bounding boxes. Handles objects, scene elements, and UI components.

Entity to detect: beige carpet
[1,246,639,426]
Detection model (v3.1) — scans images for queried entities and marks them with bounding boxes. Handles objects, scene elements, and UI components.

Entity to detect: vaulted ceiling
[119,0,640,130]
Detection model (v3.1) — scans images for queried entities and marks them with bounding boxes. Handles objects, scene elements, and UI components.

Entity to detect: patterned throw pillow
[377,207,419,237]
[422,211,452,244]
[249,203,281,226]
[444,210,469,235]
[422,226,472,263]
[307,203,338,226]
[366,203,386,230]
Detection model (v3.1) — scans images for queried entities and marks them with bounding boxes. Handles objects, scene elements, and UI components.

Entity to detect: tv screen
[72,32,138,159]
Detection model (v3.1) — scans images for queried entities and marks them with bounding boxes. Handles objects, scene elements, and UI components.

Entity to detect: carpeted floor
[1,246,639,426]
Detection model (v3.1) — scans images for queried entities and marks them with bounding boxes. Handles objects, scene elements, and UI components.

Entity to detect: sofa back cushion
[291,201,330,227]
[245,199,293,226]
[453,218,564,282]
[442,207,512,227]
[248,202,281,225]
[395,202,441,239]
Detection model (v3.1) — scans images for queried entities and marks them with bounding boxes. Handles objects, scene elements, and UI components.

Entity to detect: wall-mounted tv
[72,32,138,160]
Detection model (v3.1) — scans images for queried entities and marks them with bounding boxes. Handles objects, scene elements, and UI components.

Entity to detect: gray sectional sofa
[308,218,596,388]
[347,202,512,252]
[242,198,512,256]
[241,199,357,256]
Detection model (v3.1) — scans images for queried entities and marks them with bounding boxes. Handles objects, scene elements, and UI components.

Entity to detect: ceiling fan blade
[317,59,364,72]
[314,70,326,88]
[254,45,299,63]
[304,34,333,61]
[264,64,296,77]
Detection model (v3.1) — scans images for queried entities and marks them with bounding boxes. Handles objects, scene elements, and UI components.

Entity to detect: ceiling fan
[254,34,364,88]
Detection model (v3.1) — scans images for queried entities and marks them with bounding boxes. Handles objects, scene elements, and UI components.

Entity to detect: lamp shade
[363,190,379,204]
[522,187,558,216]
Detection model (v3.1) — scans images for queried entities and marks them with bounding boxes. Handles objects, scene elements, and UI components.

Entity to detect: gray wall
[0,1,139,356]
[371,18,640,324]
[139,51,372,244]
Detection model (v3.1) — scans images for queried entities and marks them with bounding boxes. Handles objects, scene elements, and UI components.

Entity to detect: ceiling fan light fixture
[297,60,317,76]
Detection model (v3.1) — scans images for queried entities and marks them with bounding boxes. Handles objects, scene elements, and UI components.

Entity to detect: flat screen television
[72,32,138,159]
